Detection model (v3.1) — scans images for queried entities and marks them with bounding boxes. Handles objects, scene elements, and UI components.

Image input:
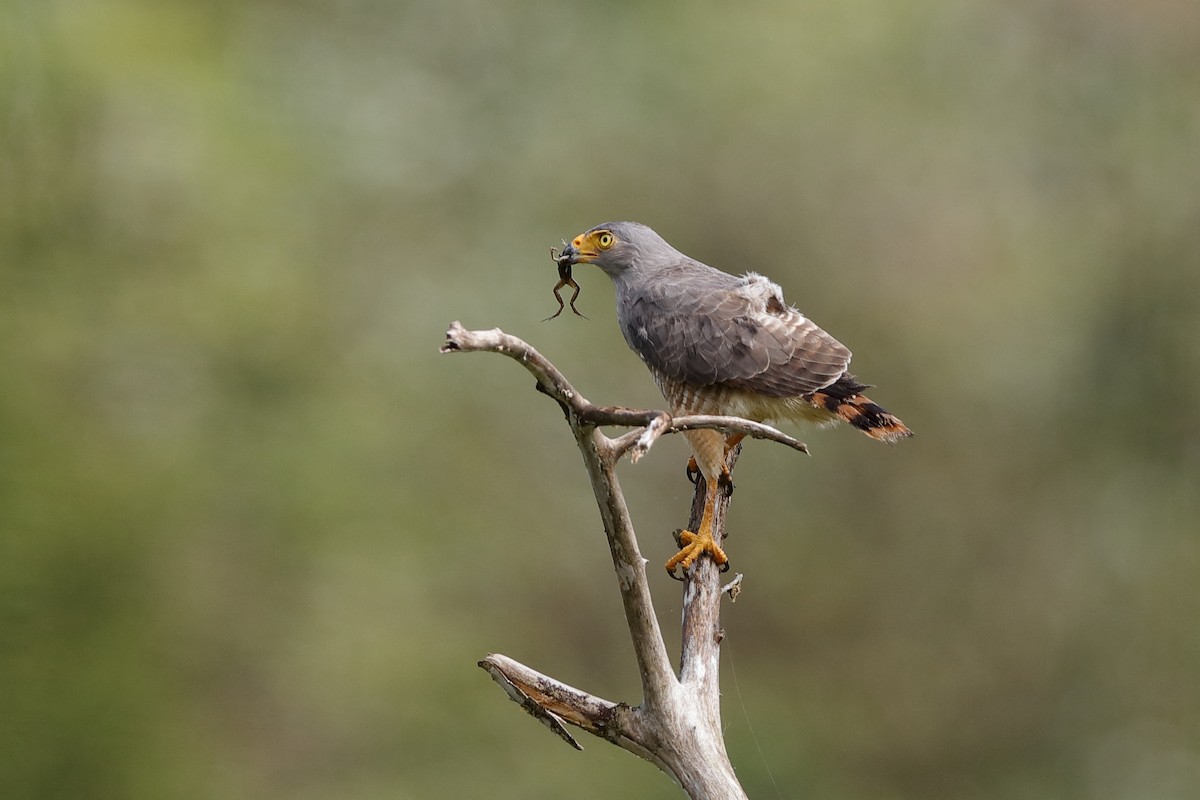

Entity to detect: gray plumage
[559,221,911,467]
[582,221,852,400]
[556,220,910,577]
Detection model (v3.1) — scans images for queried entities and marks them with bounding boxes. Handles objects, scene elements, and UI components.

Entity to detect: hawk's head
[559,221,676,278]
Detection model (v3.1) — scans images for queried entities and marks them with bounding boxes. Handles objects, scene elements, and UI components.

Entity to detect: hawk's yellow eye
[597,232,615,249]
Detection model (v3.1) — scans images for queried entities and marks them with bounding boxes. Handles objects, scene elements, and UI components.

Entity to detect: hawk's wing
[618,263,851,397]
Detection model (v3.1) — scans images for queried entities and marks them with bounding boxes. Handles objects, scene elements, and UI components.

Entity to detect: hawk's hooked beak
[559,233,598,265]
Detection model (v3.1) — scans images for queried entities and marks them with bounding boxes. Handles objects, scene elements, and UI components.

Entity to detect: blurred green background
[3,1,1199,798]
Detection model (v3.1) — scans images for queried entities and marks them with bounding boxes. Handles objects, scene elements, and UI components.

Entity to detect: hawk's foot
[665,526,729,580]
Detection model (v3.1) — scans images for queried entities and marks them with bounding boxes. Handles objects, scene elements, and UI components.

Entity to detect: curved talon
[718,471,734,498]
[685,456,700,485]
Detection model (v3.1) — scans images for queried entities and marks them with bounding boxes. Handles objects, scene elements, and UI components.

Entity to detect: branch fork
[441,321,807,799]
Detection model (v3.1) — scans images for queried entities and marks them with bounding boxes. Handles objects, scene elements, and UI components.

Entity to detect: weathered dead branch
[441,321,809,799]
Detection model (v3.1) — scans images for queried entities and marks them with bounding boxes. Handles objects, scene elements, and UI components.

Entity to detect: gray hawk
[558,221,912,578]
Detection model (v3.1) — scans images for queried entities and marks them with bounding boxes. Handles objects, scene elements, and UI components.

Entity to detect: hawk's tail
[809,390,913,443]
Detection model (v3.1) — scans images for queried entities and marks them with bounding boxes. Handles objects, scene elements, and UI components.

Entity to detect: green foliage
[2,1,1199,798]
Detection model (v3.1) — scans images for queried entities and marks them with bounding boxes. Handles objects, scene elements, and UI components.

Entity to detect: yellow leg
[665,479,728,579]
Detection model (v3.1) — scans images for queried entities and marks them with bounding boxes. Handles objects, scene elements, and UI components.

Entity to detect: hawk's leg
[686,432,745,489]
[665,478,728,580]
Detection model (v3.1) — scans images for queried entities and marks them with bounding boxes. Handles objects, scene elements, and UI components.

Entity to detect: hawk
[558,221,912,578]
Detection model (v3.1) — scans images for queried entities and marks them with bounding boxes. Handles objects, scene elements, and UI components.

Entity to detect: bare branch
[577,427,679,710]
[679,447,741,698]
[443,323,769,800]
[479,655,585,750]
[610,413,809,463]
[442,324,807,465]
[577,404,665,428]
[607,413,673,464]
[441,321,587,414]
[443,323,676,707]
[479,654,619,739]
[477,654,668,763]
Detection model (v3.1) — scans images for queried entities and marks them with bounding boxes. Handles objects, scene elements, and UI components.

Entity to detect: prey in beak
[544,241,588,321]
